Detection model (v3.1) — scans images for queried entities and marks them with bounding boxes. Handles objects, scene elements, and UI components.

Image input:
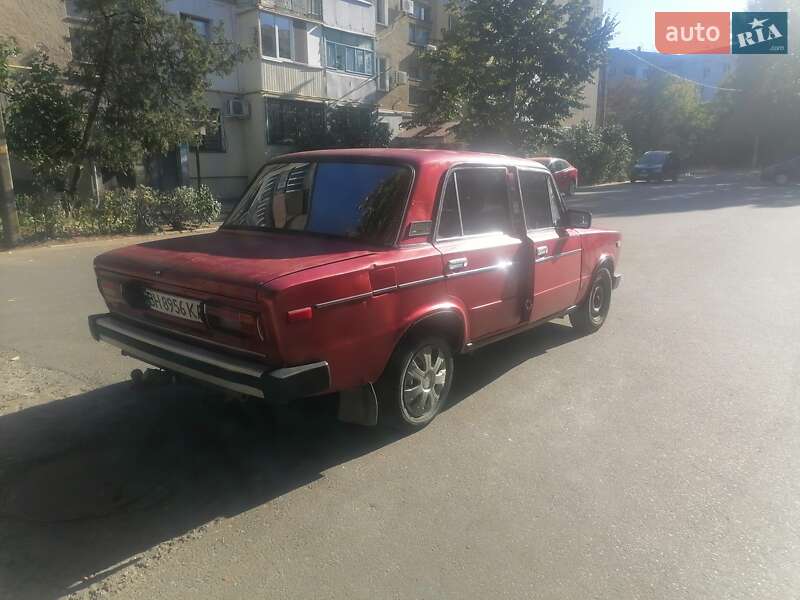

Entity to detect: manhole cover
[1,449,169,523]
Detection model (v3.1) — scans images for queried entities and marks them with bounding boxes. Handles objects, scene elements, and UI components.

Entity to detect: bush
[16,185,220,242]
[554,121,633,185]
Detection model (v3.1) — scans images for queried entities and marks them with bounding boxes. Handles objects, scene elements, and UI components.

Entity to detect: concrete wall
[0,0,70,65]
[322,0,375,35]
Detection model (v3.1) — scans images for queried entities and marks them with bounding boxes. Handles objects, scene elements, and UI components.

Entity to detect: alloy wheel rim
[402,346,447,419]
[590,283,605,322]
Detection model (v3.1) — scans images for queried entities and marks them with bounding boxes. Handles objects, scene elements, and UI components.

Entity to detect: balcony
[262,60,325,99]
[260,0,322,20]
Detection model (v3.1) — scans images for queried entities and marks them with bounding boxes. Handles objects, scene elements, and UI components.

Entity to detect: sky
[604,0,749,50]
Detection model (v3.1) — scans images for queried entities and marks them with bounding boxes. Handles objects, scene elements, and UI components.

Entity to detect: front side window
[224,162,412,246]
[519,170,553,230]
[437,168,510,237]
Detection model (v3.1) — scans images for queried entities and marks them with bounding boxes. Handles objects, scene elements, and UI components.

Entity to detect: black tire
[569,267,612,334]
[376,335,454,430]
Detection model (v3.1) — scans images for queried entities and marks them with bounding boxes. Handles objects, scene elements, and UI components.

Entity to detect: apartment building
[373,0,444,135]
[159,0,379,200]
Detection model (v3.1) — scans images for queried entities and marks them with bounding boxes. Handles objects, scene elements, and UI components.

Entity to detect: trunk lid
[95,229,376,300]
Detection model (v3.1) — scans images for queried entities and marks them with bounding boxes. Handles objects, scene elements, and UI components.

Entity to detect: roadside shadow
[568,173,800,218]
[0,320,581,599]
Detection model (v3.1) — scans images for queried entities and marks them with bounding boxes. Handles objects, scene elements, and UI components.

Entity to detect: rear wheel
[569,268,612,334]
[376,336,454,430]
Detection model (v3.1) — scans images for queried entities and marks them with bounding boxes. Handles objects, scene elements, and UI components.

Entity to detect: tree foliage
[706,0,800,166]
[607,75,714,164]
[554,120,632,184]
[408,0,616,152]
[2,0,246,200]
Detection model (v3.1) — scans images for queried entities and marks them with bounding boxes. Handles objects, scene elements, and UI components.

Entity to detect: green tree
[607,75,713,164]
[3,0,245,202]
[0,38,21,245]
[708,0,800,166]
[407,0,616,152]
[554,120,632,184]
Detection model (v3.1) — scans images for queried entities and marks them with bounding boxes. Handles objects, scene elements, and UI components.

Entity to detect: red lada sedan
[89,149,621,429]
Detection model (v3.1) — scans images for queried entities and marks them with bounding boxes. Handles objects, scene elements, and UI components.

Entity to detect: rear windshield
[224,161,413,246]
[639,152,669,165]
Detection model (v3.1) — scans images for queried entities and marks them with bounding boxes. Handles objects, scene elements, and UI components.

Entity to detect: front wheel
[376,336,454,430]
[569,268,612,334]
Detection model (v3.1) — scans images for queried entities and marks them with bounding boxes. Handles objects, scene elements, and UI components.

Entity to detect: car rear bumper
[88,314,330,400]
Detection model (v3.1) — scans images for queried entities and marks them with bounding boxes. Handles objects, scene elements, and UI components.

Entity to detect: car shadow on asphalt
[0,322,580,599]
[568,173,800,218]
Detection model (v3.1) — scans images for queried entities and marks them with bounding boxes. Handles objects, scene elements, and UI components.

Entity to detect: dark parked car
[761,156,800,185]
[630,151,681,183]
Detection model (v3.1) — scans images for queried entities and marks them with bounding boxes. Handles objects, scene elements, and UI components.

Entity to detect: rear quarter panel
[261,245,463,392]
[576,229,621,302]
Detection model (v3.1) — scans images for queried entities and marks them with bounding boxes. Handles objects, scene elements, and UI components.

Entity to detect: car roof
[273,148,549,172]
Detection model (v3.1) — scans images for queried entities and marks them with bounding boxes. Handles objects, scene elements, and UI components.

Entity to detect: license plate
[143,288,203,322]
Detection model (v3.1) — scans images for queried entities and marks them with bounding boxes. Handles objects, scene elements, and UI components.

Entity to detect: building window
[199,109,225,153]
[261,13,294,60]
[325,29,374,75]
[181,14,211,39]
[412,2,430,22]
[408,85,429,106]
[266,98,325,145]
[377,56,390,91]
[376,0,388,25]
[68,26,85,61]
[409,23,430,46]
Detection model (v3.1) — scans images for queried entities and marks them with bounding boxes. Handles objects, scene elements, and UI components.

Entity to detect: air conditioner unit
[394,70,408,86]
[401,0,414,15]
[224,98,250,118]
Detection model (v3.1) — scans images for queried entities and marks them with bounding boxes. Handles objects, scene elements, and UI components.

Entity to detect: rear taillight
[204,304,263,340]
[97,278,123,304]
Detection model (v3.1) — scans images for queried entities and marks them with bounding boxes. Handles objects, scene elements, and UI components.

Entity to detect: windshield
[224,161,413,246]
[638,152,668,165]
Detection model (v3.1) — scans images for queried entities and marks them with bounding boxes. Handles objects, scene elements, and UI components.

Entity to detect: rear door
[434,166,525,340]
[517,169,583,322]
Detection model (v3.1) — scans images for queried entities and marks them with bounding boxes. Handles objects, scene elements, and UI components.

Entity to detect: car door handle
[536,246,548,257]
[447,257,469,271]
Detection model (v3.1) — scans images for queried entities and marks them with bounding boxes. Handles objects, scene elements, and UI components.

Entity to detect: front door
[517,168,582,322]
[434,167,525,341]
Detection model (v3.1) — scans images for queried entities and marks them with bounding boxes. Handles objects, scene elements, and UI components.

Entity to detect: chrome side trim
[100,335,265,398]
[313,291,373,309]
[397,274,446,290]
[96,316,266,378]
[371,285,398,296]
[535,248,582,263]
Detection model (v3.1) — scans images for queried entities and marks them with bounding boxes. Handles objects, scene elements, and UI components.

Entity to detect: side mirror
[565,209,591,229]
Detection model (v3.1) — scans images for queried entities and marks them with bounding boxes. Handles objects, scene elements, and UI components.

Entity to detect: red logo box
[655,12,732,54]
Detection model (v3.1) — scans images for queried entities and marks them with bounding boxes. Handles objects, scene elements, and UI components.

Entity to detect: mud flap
[337,383,378,426]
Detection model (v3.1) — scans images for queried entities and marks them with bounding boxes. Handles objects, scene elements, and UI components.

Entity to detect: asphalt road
[1,171,799,599]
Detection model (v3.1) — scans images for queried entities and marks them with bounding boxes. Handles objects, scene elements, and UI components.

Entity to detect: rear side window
[437,168,509,238]
[519,170,554,229]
